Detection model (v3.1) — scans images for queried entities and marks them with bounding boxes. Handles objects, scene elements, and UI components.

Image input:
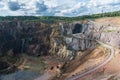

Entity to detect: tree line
[0,11,120,22]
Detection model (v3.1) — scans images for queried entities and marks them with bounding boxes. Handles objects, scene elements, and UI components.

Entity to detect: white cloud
[62,2,85,13]
[44,0,57,8]
[0,0,120,16]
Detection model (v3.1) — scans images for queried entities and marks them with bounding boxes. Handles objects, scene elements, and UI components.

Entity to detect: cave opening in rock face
[72,23,82,34]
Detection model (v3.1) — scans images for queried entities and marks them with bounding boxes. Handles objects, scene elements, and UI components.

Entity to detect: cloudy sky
[0,0,120,16]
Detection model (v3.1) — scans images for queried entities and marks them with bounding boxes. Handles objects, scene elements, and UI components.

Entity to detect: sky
[0,0,120,17]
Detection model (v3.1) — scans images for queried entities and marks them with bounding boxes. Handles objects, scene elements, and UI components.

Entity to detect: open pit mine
[0,18,120,80]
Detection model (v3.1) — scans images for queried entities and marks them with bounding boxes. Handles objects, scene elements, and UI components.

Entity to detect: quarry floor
[0,47,120,80]
[0,54,63,80]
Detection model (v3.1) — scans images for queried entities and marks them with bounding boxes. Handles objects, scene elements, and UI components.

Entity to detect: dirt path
[66,41,114,80]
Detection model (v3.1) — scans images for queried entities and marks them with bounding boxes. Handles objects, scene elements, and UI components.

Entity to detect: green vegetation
[105,30,116,32]
[0,11,120,22]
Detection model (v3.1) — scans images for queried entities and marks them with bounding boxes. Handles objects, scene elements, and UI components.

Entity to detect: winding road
[66,40,114,80]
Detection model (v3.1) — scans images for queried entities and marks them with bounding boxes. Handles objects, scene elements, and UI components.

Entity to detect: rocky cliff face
[0,21,52,56]
[0,20,120,59]
[52,20,120,58]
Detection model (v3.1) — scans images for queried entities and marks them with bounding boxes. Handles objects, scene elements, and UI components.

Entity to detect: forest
[0,10,120,22]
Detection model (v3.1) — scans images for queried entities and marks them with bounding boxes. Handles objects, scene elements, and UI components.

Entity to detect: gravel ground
[0,70,41,80]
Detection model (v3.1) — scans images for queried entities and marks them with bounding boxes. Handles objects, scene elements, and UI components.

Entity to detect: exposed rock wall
[0,20,120,58]
[0,21,52,56]
[55,20,120,58]
[60,22,97,51]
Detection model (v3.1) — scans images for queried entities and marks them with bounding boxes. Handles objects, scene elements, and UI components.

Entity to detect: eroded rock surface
[0,20,52,56]
[0,19,120,59]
